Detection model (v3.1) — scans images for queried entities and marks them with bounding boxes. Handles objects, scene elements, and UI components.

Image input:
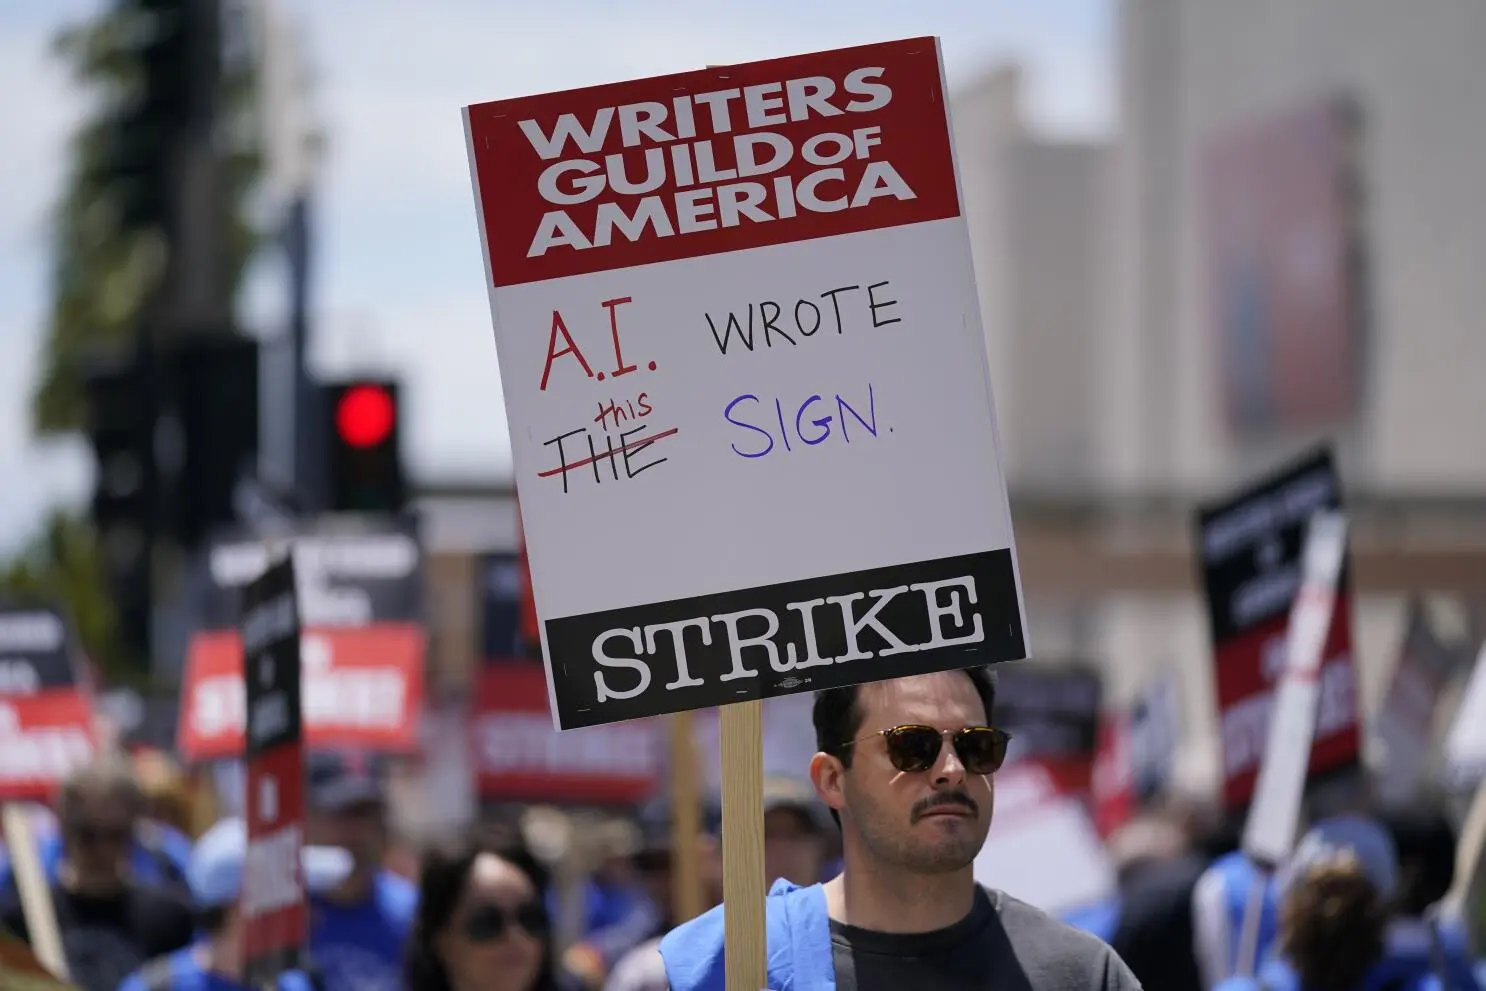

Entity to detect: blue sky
[0,0,1111,554]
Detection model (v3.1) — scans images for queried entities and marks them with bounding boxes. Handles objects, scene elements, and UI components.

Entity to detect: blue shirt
[307,871,417,991]
[116,947,315,991]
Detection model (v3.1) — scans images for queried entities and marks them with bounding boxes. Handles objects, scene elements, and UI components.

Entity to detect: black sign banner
[240,554,309,986]
[478,552,526,661]
[198,518,422,630]
[0,605,80,692]
[547,549,1024,729]
[1195,446,1344,644]
[994,662,1103,762]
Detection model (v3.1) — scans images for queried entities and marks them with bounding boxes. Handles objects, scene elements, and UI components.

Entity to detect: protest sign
[178,521,424,759]
[0,605,96,801]
[240,554,309,987]
[995,662,1102,794]
[464,37,1026,732]
[1195,447,1360,810]
[1375,598,1460,803]
[472,664,662,803]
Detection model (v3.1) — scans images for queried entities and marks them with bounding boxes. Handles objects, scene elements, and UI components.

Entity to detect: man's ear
[810,752,846,818]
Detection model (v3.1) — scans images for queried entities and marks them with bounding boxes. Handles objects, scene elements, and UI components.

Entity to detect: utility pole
[250,0,322,513]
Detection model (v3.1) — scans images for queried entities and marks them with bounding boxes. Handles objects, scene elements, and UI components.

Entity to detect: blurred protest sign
[0,605,96,801]
[239,553,310,986]
[178,520,424,759]
[472,664,662,804]
[974,761,1115,917]
[1195,446,1360,812]
[1374,597,1461,804]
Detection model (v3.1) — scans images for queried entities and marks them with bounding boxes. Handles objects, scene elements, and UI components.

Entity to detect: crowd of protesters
[0,666,1482,991]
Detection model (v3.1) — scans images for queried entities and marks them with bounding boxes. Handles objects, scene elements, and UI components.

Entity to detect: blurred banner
[1128,674,1181,801]
[1196,447,1361,811]
[180,625,422,760]
[192,520,422,628]
[692,692,819,797]
[1092,712,1134,839]
[1445,641,1486,790]
[0,605,97,801]
[974,761,1115,916]
[177,519,425,761]
[477,552,526,662]
[472,664,662,804]
[1201,93,1366,439]
[1091,674,1180,838]
[994,662,1103,795]
[1374,598,1460,804]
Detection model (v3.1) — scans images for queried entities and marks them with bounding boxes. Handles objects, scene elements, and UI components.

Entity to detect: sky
[0,0,1112,555]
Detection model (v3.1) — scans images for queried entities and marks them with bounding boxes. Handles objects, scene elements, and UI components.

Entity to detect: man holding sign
[464,32,1131,991]
[658,668,1140,990]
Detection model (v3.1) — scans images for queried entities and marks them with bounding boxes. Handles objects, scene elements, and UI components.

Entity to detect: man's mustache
[911,791,978,822]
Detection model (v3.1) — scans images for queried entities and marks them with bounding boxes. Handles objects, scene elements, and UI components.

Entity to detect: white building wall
[951,0,1486,799]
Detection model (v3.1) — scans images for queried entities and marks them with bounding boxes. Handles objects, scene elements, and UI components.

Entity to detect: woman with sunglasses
[406,827,572,991]
[656,667,1143,991]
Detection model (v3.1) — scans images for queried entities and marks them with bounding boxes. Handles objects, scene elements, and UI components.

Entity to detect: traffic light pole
[150,0,225,678]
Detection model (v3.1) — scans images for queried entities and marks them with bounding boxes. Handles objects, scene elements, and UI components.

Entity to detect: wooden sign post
[719,704,766,988]
[465,36,1026,990]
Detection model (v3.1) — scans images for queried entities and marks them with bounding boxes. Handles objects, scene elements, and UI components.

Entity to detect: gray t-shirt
[832,887,1142,991]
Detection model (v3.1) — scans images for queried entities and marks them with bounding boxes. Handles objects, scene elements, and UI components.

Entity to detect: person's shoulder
[603,937,667,991]
[144,821,195,862]
[991,889,1117,951]
[375,869,418,919]
[118,947,193,991]
[987,889,1141,986]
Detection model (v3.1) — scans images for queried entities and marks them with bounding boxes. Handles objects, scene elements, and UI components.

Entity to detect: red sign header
[465,38,960,287]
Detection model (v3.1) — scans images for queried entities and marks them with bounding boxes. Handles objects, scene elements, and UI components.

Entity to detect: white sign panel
[465,38,1026,729]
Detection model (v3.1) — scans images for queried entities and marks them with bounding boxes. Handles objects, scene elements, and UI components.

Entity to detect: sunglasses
[854,724,1011,775]
[460,901,550,944]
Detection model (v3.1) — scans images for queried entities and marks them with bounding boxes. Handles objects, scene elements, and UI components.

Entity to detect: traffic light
[325,380,407,514]
[161,334,260,547]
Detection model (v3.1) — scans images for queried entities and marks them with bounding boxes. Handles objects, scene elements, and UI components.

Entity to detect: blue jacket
[658,879,835,991]
[1194,851,1280,981]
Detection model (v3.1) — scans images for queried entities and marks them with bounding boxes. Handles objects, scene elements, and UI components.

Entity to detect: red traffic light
[335,384,396,449]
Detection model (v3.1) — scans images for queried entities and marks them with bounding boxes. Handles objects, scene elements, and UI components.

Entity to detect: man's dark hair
[812,666,998,827]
